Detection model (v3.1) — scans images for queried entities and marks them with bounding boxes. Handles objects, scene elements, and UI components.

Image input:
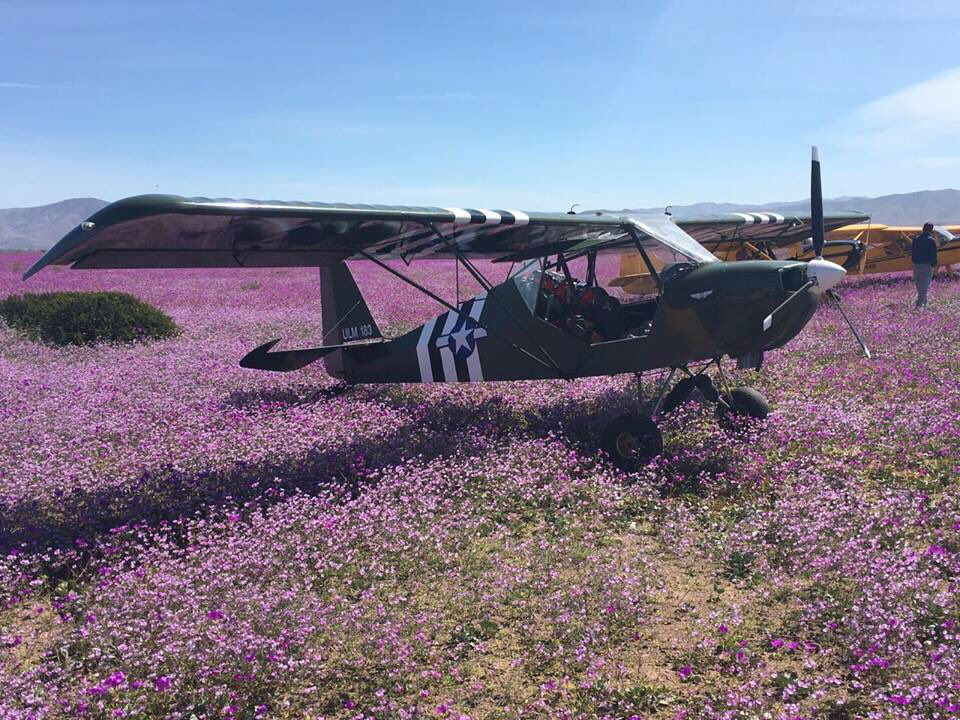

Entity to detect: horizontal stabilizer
[239,338,383,372]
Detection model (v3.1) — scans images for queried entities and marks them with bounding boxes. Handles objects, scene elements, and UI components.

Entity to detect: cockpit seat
[577,286,627,341]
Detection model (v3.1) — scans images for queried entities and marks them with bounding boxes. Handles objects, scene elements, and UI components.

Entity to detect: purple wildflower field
[1,250,958,720]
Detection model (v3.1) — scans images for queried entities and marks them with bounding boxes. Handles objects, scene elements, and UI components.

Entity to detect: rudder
[319,262,382,378]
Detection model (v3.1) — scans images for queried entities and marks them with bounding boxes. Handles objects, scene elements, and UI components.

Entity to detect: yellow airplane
[807,223,960,275]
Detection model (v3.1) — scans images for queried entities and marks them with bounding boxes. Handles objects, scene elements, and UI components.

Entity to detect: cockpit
[510,215,717,345]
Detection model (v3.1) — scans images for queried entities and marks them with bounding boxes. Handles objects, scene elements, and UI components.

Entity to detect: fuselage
[331,258,829,384]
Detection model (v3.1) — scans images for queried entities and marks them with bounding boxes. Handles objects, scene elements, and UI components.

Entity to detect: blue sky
[2,0,960,209]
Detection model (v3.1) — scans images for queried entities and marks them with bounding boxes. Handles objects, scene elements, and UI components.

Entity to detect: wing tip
[22,256,51,281]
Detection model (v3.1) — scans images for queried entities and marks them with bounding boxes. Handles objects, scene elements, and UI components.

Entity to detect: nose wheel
[716,386,770,425]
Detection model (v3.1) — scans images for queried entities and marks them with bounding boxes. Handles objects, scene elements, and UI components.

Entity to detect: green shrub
[0,291,180,346]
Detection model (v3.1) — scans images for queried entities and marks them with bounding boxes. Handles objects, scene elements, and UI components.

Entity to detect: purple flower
[678,664,692,679]
[105,671,125,687]
[154,676,172,692]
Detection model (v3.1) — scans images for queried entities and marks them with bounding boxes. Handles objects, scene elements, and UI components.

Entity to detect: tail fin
[319,262,382,378]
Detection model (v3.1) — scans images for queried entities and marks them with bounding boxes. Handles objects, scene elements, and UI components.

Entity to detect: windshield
[933,226,956,243]
[509,258,544,313]
[624,215,718,265]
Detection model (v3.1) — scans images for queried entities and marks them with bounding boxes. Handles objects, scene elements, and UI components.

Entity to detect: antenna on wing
[567,203,580,215]
[664,205,672,216]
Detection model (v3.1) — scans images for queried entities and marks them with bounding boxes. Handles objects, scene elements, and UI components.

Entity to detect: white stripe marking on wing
[443,207,472,226]
[506,209,530,226]
[477,209,502,225]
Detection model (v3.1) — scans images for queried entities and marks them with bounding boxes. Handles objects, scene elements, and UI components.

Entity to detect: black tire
[716,386,770,425]
[601,413,663,470]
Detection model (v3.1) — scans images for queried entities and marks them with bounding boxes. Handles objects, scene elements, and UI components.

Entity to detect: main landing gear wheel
[716,387,770,426]
[602,413,663,471]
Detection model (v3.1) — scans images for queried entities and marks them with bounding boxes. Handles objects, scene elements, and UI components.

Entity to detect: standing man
[911,222,938,307]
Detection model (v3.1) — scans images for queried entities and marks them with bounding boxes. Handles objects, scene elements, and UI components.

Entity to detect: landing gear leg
[662,363,722,412]
[659,360,771,424]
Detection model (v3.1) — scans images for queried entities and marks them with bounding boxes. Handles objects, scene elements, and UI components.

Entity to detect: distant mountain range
[2,190,960,251]
[0,198,108,251]
[617,189,960,226]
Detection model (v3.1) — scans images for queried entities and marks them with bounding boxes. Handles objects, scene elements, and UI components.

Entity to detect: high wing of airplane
[23,148,868,469]
[22,197,717,278]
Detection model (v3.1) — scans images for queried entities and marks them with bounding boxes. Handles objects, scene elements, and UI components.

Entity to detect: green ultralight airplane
[24,148,869,468]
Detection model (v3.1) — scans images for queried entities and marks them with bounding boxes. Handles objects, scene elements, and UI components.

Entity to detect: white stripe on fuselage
[417,317,437,383]
[437,309,460,382]
[465,294,486,382]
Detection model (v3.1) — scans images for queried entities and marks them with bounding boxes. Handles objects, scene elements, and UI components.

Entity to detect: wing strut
[623,224,662,289]
[357,249,563,377]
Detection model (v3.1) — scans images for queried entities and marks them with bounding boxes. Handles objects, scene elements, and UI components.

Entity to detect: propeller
[763,146,837,331]
[804,147,845,294]
[763,147,871,358]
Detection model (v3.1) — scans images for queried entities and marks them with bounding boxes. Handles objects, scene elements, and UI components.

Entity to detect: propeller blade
[763,279,816,331]
[827,289,871,359]
[811,146,825,258]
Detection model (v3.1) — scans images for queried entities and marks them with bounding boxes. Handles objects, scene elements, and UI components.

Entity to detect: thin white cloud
[0,81,67,89]
[394,92,492,102]
[776,0,960,20]
[844,68,960,150]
